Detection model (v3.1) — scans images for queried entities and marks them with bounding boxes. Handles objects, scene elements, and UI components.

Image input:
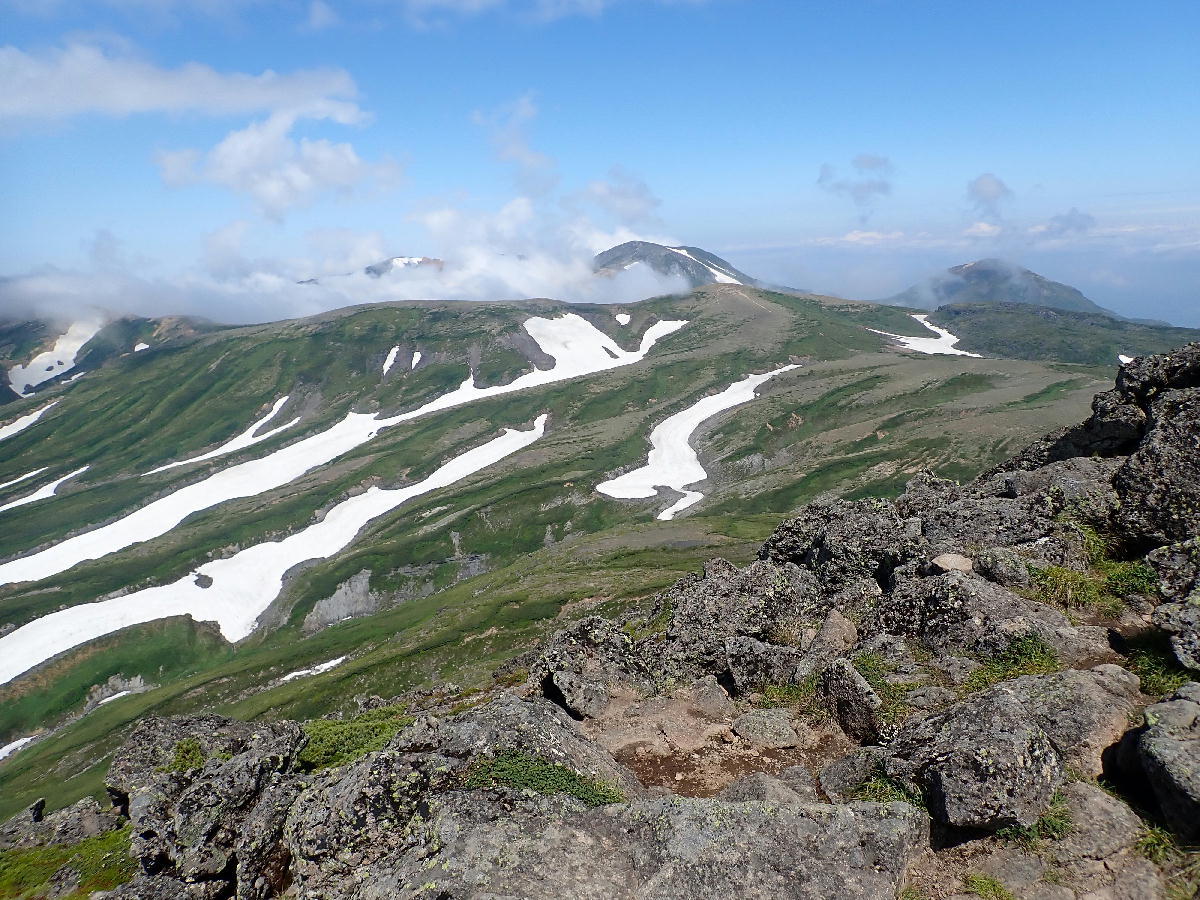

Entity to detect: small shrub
[962,872,1017,900]
[851,775,925,808]
[297,704,415,771]
[0,825,136,897]
[463,751,624,806]
[997,792,1073,848]
[963,635,1061,693]
[160,737,206,773]
[1031,566,1123,618]
[1096,559,1158,597]
[1137,824,1180,866]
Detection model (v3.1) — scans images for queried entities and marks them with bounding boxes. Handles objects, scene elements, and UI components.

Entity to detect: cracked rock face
[1137,683,1200,842]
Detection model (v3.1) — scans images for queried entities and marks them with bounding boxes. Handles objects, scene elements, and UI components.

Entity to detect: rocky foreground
[3,346,1199,899]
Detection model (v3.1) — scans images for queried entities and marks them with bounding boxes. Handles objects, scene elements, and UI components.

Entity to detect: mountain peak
[886,258,1115,317]
[594,241,757,289]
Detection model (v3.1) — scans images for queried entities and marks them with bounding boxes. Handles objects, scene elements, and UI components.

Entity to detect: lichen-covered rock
[719,768,818,804]
[725,635,810,692]
[885,689,1064,829]
[1146,537,1200,600]
[0,797,122,850]
[821,658,884,744]
[1136,682,1200,841]
[870,570,1108,664]
[758,498,924,593]
[732,708,803,749]
[344,794,930,900]
[1152,599,1200,671]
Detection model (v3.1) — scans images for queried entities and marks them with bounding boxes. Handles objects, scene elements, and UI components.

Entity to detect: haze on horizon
[1,0,1197,326]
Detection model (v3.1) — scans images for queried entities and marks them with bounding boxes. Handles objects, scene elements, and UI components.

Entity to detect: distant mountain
[594,241,758,289]
[884,259,1116,317]
[363,256,444,278]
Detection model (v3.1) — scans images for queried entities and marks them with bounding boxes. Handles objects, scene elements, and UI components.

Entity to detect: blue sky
[2,0,1198,324]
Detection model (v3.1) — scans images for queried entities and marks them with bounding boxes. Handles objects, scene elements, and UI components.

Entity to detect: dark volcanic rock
[1136,682,1200,841]
[0,797,121,850]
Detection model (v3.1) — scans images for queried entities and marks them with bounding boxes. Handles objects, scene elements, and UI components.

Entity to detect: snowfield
[0,314,682,588]
[134,343,150,352]
[411,350,422,369]
[1119,354,1135,364]
[8,319,104,396]
[144,396,299,475]
[869,314,981,357]
[382,346,401,374]
[0,466,89,514]
[280,656,347,683]
[665,246,743,284]
[0,736,35,762]
[597,365,798,520]
[0,468,48,492]
[615,313,631,325]
[0,401,59,443]
[97,690,132,705]
[0,416,549,686]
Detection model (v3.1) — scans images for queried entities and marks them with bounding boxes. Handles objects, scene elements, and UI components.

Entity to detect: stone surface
[1137,682,1200,841]
[732,708,802,749]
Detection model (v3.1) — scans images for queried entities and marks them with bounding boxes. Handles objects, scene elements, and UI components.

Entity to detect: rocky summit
[3,344,1199,899]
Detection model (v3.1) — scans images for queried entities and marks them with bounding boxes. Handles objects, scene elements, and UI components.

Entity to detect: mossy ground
[0,826,135,899]
[463,751,624,806]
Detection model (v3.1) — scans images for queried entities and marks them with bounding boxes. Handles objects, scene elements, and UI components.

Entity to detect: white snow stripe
[411,350,422,369]
[144,397,298,476]
[0,468,49,492]
[0,315,685,588]
[0,401,59,443]
[597,365,798,520]
[134,343,150,352]
[0,466,89,514]
[280,656,347,683]
[1118,354,1135,365]
[868,314,981,357]
[0,416,549,686]
[97,690,132,705]
[382,346,401,374]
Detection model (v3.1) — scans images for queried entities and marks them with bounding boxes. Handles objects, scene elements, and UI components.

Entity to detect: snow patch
[0,401,59,443]
[597,365,798,520]
[144,397,298,476]
[0,468,49,492]
[664,246,742,284]
[382,346,401,374]
[0,466,89,514]
[280,656,347,683]
[411,350,422,369]
[869,315,981,357]
[8,319,104,396]
[97,690,132,705]
[0,315,684,588]
[134,343,150,352]
[0,736,34,762]
[615,313,631,325]
[0,416,548,686]
[1118,354,1135,365]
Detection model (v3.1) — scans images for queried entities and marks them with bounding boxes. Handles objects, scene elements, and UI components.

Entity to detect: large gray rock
[732,708,803,749]
[886,690,1063,830]
[1137,682,1200,841]
[821,658,885,744]
[871,571,1108,664]
[0,797,122,851]
[342,794,930,900]
[1153,599,1200,670]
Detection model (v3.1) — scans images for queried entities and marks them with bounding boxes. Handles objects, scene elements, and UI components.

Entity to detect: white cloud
[0,40,361,122]
[966,172,1012,221]
[964,221,1002,238]
[157,105,398,218]
[304,0,340,28]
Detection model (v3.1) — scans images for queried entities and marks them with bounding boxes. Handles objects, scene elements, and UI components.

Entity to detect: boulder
[1137,682,1200,841]
[820,659,884,744]
[886,689,1063,830]
[719,768,818,804]
[732,708,803,750]
[0,797,122,850]
[1152,599,1200,670]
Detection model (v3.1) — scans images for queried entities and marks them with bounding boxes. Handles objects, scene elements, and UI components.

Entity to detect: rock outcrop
[7,343,1200,899]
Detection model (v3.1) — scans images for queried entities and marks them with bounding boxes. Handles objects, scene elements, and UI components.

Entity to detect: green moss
[160,737,206,773]
[962,873,1017,900]
[297,705,415,771]
[0,825,135,899]
[963,635,1061,693]
[996,792,1073,848]
[463,751,624,806]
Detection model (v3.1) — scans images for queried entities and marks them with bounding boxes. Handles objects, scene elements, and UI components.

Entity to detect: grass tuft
[1123,633,1199,699]
[850,775,925,808]
[963,634,1061,693]
[851,653,917,725]
[159,737,206,773]
[962,872,1017,900]
[297,704,415,771]
[996,792,1073,848]
[463,751,624,806]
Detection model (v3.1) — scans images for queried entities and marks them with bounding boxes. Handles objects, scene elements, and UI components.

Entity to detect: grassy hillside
[0,286,1117,817]
[930,302,1200,364]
